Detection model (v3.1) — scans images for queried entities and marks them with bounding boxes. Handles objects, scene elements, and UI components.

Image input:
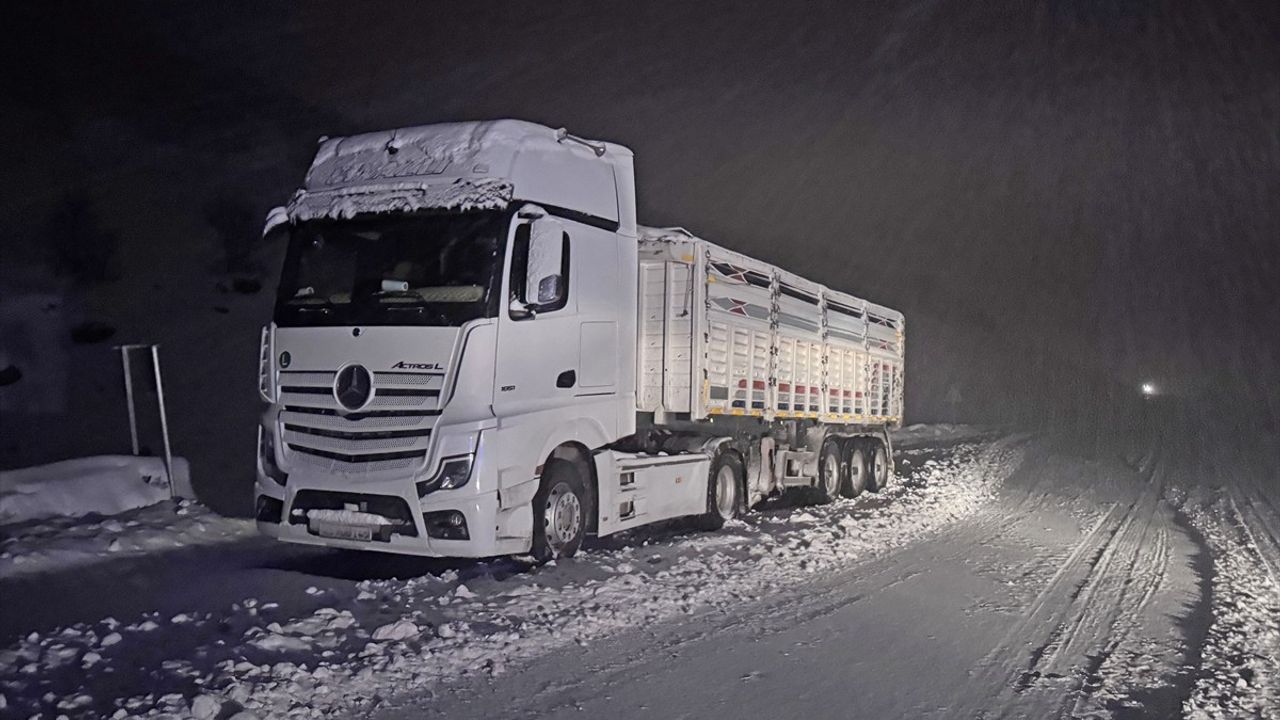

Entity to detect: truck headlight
[416,455,473,497]
[258,428,288,486]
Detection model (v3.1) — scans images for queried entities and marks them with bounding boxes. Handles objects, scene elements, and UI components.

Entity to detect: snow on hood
[286,177,514,222]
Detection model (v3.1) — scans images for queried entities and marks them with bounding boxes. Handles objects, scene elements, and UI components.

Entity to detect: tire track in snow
[944,450,1175,719]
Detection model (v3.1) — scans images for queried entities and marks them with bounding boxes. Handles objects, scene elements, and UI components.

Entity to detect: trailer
[254,119,905,561]
[631,227,904,506]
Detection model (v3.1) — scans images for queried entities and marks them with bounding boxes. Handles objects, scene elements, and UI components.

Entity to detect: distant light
[1141,382,1156,396]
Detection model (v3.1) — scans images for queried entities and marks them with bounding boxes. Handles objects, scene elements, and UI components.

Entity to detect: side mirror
[525,218,566,308]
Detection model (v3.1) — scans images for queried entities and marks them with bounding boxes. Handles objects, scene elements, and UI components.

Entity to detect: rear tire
[531,459,587,562]
[697,450,743,530]
[815,439,843,504]
[840,440,868,498]
[867,440,892,492]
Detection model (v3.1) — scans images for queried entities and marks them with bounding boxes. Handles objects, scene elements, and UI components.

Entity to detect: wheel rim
[715,464,738,518]
[874,447,888,484]
[544,482,582,552]
[850,450,865,487]
[822,449,840,495]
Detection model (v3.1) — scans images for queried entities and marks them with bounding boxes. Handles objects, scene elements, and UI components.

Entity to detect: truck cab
[256,120,641,558]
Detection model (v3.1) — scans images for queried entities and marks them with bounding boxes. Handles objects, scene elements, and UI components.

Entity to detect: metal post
[119,346,140,455]
[150,345,176,498]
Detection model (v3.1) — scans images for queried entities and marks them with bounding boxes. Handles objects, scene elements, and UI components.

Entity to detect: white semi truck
[255,119,904,560]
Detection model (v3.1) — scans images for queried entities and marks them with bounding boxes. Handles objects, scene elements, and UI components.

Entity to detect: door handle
[556,369,577,388]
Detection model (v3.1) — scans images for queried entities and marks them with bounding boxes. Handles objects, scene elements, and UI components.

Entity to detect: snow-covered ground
[1180,489,1280,719]
[0,436,1022,719]
[0,454,253,581]
[0,498,254,581]
[890,423,995,447]
[0,456,189,525]
[3,430,1279,720]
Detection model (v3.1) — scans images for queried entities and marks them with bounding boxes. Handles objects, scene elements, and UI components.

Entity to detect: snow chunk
[303,508,396,526]
[249,632,311,653]
[191,694,222,720]
[371,620,420,642]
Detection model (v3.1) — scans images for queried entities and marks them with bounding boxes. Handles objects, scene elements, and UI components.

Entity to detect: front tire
[531,459,587,562]
[697,450,743,530]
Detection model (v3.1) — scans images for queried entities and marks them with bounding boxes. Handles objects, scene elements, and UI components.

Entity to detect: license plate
[311,520,374,541]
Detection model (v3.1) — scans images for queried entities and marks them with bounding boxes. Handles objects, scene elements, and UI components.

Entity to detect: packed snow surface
[0,455,189,525]
[0,438,1022,719]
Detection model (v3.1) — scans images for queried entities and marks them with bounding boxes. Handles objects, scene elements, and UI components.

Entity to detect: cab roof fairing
[286,119,633,227]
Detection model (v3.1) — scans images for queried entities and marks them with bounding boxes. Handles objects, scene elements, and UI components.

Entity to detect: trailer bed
[636,227,904,427]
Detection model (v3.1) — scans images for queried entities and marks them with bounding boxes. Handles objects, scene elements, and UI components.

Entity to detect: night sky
[2,1,1278,497]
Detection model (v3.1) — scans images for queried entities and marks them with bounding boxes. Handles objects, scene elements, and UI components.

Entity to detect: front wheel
[696,450,743,531]
[531,459,587,562]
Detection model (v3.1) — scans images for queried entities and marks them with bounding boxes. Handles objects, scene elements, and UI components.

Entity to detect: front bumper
[255,432,530,558]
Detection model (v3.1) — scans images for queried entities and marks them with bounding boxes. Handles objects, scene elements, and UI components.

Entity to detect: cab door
[493,213,581,418]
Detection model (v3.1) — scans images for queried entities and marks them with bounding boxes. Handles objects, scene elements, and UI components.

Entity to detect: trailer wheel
[697,450,743,531]
[840,440,868,498]
[814,439,843,504]
[531,459,586,562]
[867,440,891,493]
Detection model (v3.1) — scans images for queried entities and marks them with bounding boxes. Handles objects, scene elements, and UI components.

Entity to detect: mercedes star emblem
[334,364,374,411]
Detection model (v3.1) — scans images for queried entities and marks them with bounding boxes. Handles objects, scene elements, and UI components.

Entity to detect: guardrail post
[150,345,175,498]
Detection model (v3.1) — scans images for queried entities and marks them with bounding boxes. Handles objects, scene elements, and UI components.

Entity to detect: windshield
[274,210,507,327]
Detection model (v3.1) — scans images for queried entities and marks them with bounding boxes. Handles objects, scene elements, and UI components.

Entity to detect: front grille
[277,369,444,469]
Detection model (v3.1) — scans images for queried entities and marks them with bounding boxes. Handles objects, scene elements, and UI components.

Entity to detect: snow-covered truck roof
[286,119,636,234]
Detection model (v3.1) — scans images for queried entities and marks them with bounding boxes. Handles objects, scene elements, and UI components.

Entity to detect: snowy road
[3,429,1278,719]
[375,438,1208,720]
